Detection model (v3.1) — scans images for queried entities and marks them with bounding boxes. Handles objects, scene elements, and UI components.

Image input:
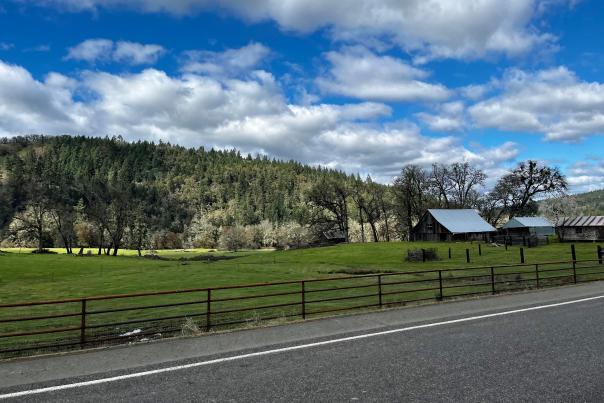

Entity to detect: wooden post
[421,248,426,262]
[520,248,525,264]
[478,244,482,256]
[448,247,451,259]
[466,249,470,263]
[80,299,87,349]
[571,244,577,262]
[535,264,540,288]
[301,281,306,319]
[206,289,212,332]
[378,275,383,307]
[438,270,443,300]
[598,246,603,264]
[490,267,496,295]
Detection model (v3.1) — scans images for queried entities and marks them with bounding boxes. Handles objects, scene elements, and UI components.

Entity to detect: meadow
[1,241,603,357]
[1,241,602,303]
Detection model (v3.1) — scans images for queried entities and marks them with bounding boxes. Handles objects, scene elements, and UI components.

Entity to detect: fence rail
[1,258,604,358]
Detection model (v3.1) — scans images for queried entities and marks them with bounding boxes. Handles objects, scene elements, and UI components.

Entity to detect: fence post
[597,245,602,264]
[378,275,383,307]
[438,270,443,301]
[448,248,451,259]
[520,248,525,264]
[421,249,426,263]
[490,267,496,295]
[466,249,470,263]
[80,298,87,349]
[206,289,211,332]
[535,264,540,288]
[478,244,482,257]
[301,281,306,319]
[572,260,577,284]
[571,244,577,261]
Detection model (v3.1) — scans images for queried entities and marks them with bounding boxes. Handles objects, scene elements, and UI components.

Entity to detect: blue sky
[1,1,603,192]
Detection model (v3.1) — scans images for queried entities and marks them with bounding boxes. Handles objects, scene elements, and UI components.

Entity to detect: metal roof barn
[427,209,496,233]
[503,217,554,229]
[410,209,496,242]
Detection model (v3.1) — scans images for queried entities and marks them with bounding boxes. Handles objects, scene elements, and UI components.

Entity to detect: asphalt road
[2,283,604,402]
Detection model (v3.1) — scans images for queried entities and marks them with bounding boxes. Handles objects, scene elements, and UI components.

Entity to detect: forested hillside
[0,135,355,253]
[0,135,572,254]
[573,189,604,215]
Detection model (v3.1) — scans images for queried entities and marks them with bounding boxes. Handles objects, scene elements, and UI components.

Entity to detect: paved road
[2,283,604,402]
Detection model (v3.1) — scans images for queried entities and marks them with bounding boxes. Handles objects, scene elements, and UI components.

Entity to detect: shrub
[219,226,247,251]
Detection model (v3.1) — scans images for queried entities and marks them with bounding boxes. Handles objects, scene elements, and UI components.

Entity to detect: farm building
[556,216,604,242]
[501,217,555,236]
[410,209,496,242]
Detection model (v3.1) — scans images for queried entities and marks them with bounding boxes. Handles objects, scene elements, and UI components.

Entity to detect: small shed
[410,209,496,242]
[502,217,555,236]
[556,216,604,242]
[321,229,347,245]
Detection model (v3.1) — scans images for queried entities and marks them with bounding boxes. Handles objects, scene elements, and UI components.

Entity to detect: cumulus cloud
[416,101,466,132]
[567,159,604,193]
[27,0,574,61]
[316,46,450,102]
[181,42,270,76]
[0,58,519,182]
[469,66,604,141]
[66,39,165,65]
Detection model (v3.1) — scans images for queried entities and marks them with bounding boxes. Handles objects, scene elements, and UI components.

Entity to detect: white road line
[2,294,603,399]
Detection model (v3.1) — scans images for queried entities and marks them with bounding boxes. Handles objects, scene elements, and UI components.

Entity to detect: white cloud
[0,42,14,51]
[316,46,450,102]
[113,41,166,64]
[66,39,114,63]
[567,159,604,192]
[32,0,574,61]
[469,66,604,141]
[182,43,270,76]
[0,59,519,183]
[416,101,466,132]
[66,39,165,65]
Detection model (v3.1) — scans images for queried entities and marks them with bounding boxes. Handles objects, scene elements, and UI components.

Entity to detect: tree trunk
[369,222,379,242]
[359,206,365,243]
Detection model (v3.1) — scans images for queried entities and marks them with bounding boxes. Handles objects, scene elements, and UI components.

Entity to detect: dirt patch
[326,268,396,275]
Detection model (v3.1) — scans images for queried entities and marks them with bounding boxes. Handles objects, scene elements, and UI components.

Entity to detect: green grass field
[1,241,603,357]
[1,241,602,303]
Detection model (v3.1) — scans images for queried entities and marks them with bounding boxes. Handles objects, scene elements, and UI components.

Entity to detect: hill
[0,135,358,250]
[573,189,604,215]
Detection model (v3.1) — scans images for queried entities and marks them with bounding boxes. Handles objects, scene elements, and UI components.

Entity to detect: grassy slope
[1,241,602,303]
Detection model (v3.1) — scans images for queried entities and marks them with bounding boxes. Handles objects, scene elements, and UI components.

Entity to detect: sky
[0,1,603,192]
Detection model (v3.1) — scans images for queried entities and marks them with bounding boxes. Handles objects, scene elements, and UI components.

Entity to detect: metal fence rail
[1,259,603,358]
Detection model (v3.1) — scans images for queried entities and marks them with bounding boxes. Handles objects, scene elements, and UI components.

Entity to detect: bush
[219,226,247,251]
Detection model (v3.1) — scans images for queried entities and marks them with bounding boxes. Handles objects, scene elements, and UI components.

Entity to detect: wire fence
[1,258,604,358]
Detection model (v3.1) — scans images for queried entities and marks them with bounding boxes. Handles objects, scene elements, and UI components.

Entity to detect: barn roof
[503,216,554,229]
[428,209,496,234]
[556,216,604,227]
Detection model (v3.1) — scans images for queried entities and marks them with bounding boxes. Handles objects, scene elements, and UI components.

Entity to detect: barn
[501,217,555,236]
[556,216,604,242]
[410,209,497,242]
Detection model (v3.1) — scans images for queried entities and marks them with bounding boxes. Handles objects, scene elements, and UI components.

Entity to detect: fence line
[1,258,603,357]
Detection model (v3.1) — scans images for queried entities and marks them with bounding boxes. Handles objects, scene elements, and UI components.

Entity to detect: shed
[502,217,555,236]
[410,209,496,242]
[556,216,604,242]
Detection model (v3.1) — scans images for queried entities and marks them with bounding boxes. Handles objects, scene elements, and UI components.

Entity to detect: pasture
[0,241,601,303]
[1,241,603,357]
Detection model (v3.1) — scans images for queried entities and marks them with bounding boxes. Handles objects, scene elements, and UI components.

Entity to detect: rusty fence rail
[1,258,604,358]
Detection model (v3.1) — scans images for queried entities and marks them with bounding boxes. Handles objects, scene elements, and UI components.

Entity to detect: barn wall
[558,227,604,242]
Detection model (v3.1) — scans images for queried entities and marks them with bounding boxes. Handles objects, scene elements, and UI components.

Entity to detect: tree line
[0,136,569,253]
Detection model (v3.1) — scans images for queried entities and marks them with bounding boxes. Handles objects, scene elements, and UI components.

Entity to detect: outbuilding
[410,209,496,242]
[556,216,604,242]
[502,216,555,236]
